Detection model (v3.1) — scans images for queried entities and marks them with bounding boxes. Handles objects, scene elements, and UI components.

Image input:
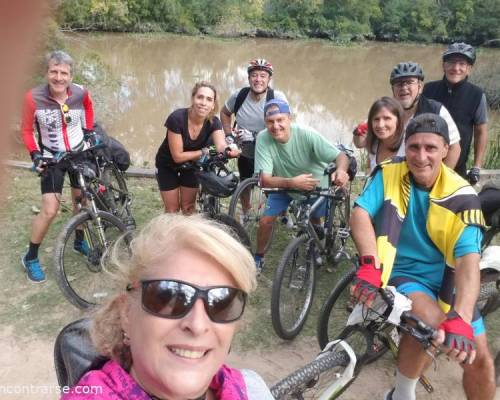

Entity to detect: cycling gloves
[439,310,476,352]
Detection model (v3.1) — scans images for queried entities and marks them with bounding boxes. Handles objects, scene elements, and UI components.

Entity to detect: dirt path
[1,331,498,400]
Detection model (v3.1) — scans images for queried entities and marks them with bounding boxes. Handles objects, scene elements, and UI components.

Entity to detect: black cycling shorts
[237,155,255,181]
[156,164,199,191]
[40,160,80,194]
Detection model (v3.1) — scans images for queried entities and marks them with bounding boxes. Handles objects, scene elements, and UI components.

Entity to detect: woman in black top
[155,82,239,213]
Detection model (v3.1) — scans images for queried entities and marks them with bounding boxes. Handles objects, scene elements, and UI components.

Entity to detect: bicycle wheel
[53,210,129,309]
[228,177,273,254]
[270,346,351,400]
[317,264,388,364]
[271,235,316,340]
[99,164,135,228]
[210,213,251,250]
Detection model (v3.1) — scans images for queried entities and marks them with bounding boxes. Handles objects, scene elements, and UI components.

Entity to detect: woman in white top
[353,96,405,173]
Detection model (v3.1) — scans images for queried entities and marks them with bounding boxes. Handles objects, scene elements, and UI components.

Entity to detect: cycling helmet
[443,42,476,65]
[390,62,425,84]
[198,170,239,198]
[247,59,273,76]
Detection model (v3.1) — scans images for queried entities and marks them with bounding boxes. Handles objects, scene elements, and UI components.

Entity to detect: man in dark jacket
[423,43,488,183]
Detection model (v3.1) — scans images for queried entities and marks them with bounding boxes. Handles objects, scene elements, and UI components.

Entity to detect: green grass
[1,168,499,358]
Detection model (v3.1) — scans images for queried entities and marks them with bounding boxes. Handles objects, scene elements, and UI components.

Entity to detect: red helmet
[247,59,273,76]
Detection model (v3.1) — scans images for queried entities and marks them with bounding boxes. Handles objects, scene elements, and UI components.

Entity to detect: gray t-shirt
[225,88,287,158]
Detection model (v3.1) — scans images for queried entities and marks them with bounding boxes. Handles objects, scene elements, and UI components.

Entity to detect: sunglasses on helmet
[126,279,247,323]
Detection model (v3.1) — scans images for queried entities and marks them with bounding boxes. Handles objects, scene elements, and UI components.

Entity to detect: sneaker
[21,253,46,283]
[74,239,90,256]
[383,388,395,400]
[290,265,307,289]
[254,256,265,275]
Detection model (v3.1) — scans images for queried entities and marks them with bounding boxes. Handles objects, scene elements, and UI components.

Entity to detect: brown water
[27,34,500,164]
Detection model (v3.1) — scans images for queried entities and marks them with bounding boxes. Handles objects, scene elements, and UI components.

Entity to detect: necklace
[149,392,207,400]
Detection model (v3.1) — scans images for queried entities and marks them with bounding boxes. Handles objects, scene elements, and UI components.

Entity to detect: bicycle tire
[317,266,357,349]
[271,234,316,340]
[317,265,389,365]
[100,164,135,228]
[270,347,350,399]
[53,210,129,309]
[210,213,251,250]
[228,177,273,254]
[477,280,500,317]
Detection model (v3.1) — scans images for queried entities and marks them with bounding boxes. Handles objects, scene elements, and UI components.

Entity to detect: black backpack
[232,87,274,128]
[93,123,131,171]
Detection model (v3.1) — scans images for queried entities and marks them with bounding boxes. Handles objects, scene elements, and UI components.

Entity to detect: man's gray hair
[46,50,74,74]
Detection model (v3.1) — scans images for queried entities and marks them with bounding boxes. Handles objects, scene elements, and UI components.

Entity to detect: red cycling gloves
[352,255,382,303]
[439,310,475,352]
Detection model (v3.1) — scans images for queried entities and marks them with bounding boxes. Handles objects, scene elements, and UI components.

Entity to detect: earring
[123,331,131,346]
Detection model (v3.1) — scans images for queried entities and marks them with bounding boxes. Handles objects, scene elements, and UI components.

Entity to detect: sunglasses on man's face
[126,279,247,323]
[61,103,72,124]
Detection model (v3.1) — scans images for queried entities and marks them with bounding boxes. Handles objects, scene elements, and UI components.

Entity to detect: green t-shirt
[254,123,340,188]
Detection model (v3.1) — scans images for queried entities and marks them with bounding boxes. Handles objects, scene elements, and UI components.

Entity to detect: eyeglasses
[61,104,72,124]
[126,279,247,323]
[393,79,419,89]
[444,59,469,68]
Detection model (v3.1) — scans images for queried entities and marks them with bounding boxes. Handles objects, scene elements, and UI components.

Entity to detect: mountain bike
[51,144,132,309]
[177,151,251,249]
[271,158,356,340]
[271,286,438,399]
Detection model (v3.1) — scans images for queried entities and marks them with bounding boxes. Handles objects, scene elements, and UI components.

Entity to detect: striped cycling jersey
[21,83,94,157]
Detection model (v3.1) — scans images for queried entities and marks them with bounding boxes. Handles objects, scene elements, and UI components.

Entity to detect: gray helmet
[198,170,239,198]
[390,62,425,84]
[443,42,476,65]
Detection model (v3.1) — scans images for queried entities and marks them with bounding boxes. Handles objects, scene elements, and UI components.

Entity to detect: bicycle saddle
[54,318,108,387]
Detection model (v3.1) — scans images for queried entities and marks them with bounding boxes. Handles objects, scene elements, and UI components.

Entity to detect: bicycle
[177,151,251,249]
[271,286,438,399]
[51,144,132,309]
[271,158,357,340]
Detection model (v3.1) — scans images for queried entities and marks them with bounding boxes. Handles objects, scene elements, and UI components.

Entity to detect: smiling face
[248,69,271,95]
[443,56,472,85]
[392,77,423,110]
[265,108,291,143]
[191,86,216,119]
[121,249,238,399]
[371,106,399,142]
[405,132,449,189]
[46,60,72,98]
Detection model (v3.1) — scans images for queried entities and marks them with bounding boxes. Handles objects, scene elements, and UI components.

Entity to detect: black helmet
[198,170,239,198]
[390,62,425,84]
[443,42,476,65]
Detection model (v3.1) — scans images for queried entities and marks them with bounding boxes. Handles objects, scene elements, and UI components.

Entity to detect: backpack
[232,87,274,128]
[93,123,131,171]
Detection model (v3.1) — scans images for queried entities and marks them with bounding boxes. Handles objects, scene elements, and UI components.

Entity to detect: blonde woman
[62,214,272,399]
[155,82,240,214]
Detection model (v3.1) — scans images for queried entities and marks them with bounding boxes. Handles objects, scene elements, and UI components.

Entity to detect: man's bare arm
[473,123,488,168]
[453,252,480,323]
[220,105,233,135]
[443,141,461,169]
[349,207,380,267]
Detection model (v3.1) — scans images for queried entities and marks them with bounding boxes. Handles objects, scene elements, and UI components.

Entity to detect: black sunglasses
[61,103,72,124]
[126,279,247,323]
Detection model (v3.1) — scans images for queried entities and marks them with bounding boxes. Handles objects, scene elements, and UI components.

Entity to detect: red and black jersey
[21,83,94,157]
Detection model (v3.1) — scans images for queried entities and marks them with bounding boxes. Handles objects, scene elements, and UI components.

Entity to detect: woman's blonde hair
[90,213,256,368]
[366,96,404,155]
[190,81,219,122]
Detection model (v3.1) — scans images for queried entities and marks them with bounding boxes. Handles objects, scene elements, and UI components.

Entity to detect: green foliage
[56,0,500,43]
